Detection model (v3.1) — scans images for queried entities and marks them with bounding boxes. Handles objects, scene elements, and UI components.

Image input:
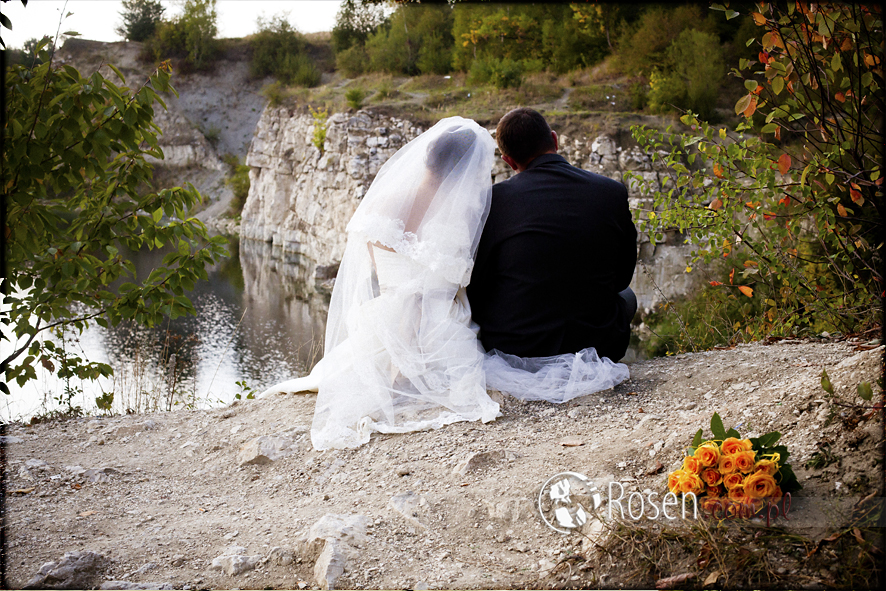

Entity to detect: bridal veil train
[261,116,629,449]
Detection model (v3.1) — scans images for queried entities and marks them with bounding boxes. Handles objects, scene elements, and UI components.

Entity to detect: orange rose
[723,472,744,490]
[668,470,685,494]
[735,450,757,473]
[683,455,702,474]
[754,458,779,476]
[676,471,705,495]
[701,468,723,487]
[722,437,753,455]
[727,484,747,501]
[744,471,780,499]
[706,484,725,497]
[719,454,738,474]
[696,442,721,467]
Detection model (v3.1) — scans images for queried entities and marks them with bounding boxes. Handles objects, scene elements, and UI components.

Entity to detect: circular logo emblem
[538,472,604,533]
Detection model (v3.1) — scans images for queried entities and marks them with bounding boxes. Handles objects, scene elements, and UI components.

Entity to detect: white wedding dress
[261,117,629,449]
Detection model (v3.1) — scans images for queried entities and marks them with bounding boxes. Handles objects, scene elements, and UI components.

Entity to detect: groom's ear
[501,154,521,172]
[551,131,559,152]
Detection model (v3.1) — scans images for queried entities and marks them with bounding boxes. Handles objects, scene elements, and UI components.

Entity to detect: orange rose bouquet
[667,413,801,518]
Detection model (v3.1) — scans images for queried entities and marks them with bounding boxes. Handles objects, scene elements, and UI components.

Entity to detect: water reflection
[1,234,650,422]
[0,237,328,422]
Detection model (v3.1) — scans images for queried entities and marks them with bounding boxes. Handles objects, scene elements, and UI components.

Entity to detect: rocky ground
[3,338,883,590]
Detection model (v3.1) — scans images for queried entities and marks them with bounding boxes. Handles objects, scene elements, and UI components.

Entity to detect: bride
[261,117,628,450]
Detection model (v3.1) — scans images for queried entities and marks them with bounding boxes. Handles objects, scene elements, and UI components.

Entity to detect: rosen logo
[539,471,793,532]
[537,472,604,533]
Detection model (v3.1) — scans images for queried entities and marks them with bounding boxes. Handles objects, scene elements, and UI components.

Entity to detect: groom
[467,108,638,362]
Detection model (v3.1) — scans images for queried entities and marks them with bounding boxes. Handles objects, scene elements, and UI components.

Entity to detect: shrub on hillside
[647,69,687,115]
[616,4,714,75]
[116,0,165,42]
[249,15,305,83]
[668,28,724,120]
[223,155,251,216]
[147,0,217,70]
[336,44,367,77]
[345,88,366,110]
[468,57,524,89]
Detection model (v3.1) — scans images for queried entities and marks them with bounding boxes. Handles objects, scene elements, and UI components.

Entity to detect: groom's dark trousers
[467,154,638,362]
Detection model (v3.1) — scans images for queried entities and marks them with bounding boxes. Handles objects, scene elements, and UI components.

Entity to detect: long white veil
[267,117,500,449]
[261,116,630,450]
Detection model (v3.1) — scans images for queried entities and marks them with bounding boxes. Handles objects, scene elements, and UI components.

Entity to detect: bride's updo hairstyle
[495,107,555,166]
[426,127,477,177]
[340,116,496,288]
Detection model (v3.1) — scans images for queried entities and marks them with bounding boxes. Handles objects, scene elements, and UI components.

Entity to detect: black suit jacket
[467,153,637,361]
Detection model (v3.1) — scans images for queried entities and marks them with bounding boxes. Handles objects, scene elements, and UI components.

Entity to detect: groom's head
[496,108,558,172]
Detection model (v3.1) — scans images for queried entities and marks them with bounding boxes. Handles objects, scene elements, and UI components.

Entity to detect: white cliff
[241,106,702,315]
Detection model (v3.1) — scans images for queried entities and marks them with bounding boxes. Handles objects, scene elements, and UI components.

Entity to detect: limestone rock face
[241,108,698,310]
[241,109,425,273]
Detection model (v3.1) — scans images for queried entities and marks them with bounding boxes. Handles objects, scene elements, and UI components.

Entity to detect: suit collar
[524,153,567,171]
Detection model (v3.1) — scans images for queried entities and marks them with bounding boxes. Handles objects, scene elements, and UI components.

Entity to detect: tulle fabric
[260,116,630,450]
[484,348,630,403]
[308,117,500,449]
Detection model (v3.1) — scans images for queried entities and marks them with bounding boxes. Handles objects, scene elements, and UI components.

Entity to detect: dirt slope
[3,338,883,589]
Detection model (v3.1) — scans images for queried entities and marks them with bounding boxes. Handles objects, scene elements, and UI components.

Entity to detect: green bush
[491,59,524,89]
[249,14,320,86]
[468,57,524,89]
[260,80,285,107]
[310,106,328,153]
[615,4,714,75]
[638,260,769,358]
[200,124,221,147]
[223,155,250,216]
[116,0,165,42]
[285,53,321,87]
[180,0,217,70]
[646,68,686,114]
[416,33,453,75]
[147,0,217,70]
[150,19,188,61]
[366,25,411,74]
[629,81,648,110]
[669,28,724,120]
[336,44,367,77]
[345,88,367,110]
[375,82,397,101]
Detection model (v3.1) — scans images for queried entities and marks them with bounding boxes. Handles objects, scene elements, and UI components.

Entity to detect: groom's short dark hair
[496,108,555,165]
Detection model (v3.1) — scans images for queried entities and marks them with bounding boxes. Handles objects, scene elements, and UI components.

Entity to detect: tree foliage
[179,0,217,69]
[249,14,319,86]
[615,4,716,75]
[148,0,218,70]
[332,0,386,53]
[365,4,454,76]
[648,28,725,119]
[116,0,165,43]
[630,2,883,339]
[336,3,617,82]
[2,37,228,391]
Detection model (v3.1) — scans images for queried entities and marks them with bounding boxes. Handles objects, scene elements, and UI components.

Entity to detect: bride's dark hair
[426,127,476,175]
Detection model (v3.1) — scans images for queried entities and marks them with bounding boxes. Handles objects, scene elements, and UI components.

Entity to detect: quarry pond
[1,237,327,422]
[2,233,652,423]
